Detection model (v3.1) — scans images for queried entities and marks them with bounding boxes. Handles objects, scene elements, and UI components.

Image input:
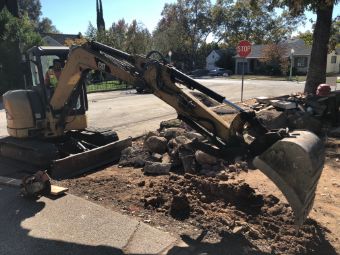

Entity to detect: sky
[41,0,339,36]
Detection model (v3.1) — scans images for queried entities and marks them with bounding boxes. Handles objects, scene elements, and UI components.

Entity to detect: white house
[206,49,228,70]
[326,48,340,74]
[233,39,340,75]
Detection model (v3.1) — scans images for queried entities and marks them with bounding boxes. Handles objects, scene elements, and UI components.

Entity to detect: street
[0,78,304,138]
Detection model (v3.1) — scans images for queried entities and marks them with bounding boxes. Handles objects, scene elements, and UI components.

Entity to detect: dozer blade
[50,138,132,179]
[253,130,324,226]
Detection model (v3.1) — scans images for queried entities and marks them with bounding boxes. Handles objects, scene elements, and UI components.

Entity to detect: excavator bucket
[253,130,324,226]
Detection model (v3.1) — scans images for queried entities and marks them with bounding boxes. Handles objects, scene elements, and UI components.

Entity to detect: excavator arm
[51,41,324,226]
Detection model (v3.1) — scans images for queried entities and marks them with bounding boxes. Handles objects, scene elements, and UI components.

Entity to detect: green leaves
[211,0,304,47]
[0,9,42,49]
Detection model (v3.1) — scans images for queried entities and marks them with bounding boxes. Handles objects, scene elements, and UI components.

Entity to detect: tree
[153,0,212,70]
[110,19,128,50]
[297,30,313,45]
[85,22,97,41]
[264,0,336,94]
[85,19,151,54]
[37,17,59,33]
[125,20,151,54]
[212,0,304,47]
[0,8,42,94]
[96,0,105,31]
[260,43,289,75]
[329,15,340,50]
[18,0,41,24]
[18,0,59,34]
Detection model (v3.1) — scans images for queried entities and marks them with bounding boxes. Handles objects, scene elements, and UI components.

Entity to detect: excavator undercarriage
[0,41,325,225]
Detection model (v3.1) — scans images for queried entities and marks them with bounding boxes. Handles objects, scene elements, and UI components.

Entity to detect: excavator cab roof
[26,45,69,58]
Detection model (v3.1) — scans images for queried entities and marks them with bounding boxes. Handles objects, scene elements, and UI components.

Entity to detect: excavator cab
[24,46,88,114]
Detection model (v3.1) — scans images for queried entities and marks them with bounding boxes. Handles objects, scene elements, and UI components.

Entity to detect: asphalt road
[0,78,304,138]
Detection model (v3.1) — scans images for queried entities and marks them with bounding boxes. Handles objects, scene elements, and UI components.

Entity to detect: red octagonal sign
[237,40,252,58]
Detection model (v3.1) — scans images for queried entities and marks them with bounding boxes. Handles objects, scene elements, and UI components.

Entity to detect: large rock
[143,161,171,175]
[160,119,182,130]
[287,112,322,134]
[144,136,168,154]
[162,128,186,140]
[119,147,149,167]
[256,110,288,129]
[195,150,218,165]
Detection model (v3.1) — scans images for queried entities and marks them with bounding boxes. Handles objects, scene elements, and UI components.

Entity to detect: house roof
[41,33,81,45]
[235,39,311,58]
[214,49,228,57]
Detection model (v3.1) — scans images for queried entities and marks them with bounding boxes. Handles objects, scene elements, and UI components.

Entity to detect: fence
[86,80,134,93]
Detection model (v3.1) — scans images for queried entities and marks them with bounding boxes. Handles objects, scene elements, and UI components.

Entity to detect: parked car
[208,68,233,76]
[189,69,209,77]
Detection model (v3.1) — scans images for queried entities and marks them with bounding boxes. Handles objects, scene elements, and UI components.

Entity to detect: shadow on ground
[167,224,337,255]
[0,188,125,255]
[0,187,337,255]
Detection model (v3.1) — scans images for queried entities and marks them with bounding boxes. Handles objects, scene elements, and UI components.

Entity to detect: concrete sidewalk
[0,185,189,255]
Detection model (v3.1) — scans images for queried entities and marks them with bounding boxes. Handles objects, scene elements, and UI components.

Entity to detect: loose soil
[55,137,340,255]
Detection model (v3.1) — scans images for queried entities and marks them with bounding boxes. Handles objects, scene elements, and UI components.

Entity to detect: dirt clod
[170,194,191,220]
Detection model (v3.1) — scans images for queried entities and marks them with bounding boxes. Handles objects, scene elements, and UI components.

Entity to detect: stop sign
[237,40,252,58]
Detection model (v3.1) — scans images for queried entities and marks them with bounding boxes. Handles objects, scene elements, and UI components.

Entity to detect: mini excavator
[1,41,324,226]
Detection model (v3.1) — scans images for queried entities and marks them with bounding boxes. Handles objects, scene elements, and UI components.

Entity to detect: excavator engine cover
[253,130,324,226]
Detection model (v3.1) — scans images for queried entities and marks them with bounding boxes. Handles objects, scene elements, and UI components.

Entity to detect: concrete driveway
[0,78,304,138]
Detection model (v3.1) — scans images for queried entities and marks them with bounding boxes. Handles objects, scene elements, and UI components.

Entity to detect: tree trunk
[304,3,334,94]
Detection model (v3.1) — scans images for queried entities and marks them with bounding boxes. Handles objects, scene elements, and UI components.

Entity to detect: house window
[295,57,308,67]
[331,56,337,63]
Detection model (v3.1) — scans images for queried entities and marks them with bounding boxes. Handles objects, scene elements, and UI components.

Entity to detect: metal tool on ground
[1,41,324,225]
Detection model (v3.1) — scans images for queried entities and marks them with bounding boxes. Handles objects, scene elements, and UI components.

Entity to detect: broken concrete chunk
[144,136,168,154]
[256,110,288,129]
[270,100,297,110]
[162,153,172,164]
[160,119,182,130]
[119,146,149,167]
[143,161,171,175]
[151,153,163,162]
[195,150,217,165]
[256,96,270,104]
[175,136,192,147]
[180,155,196,173]
[287,112,322,134]
[144,131,159,140]
[162,128,186,140]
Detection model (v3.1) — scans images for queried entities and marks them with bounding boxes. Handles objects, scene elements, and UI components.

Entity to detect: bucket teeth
[253,130,324,226]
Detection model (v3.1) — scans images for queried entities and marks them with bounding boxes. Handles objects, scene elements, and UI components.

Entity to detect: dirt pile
[141,172,328,254]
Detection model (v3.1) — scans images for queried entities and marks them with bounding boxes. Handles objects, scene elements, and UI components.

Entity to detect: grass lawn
[86,80,133,93]
[228,75,306,82]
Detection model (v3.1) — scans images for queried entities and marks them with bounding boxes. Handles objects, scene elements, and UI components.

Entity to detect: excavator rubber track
[0,128,131,179]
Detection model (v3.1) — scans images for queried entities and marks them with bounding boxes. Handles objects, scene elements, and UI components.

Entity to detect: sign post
[236,40,252,102]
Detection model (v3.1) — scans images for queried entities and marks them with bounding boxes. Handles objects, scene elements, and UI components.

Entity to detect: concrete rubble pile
[119,118,248,177]
[253,91,340,136]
